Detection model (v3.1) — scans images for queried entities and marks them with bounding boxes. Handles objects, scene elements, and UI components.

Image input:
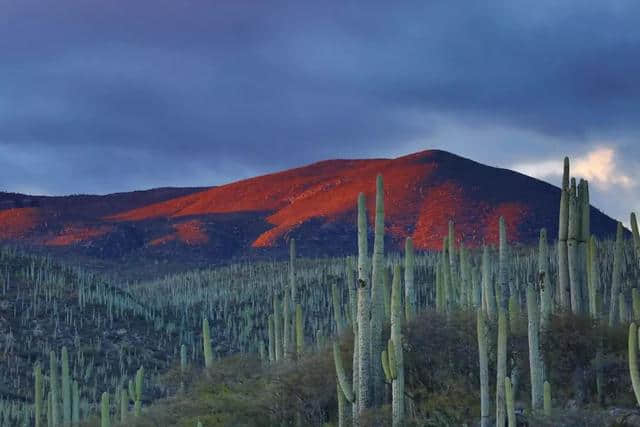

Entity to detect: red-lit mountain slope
[0,150,620,262]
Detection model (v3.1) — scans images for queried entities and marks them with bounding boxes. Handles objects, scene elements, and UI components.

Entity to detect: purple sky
[2,1,640,224]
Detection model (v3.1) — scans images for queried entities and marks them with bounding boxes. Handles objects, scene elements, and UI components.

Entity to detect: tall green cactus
[268,314,275,362]
[544,381,551,416]
[632,213,640,267]
[568,178,582,314]
[404,237,415,322]
[527,283,543,410]
[370,174,385,405]
[356,192,371,415]
[273,297,282,361]
[50,351,59,427]
[35,362,42,427]
[496,311,508,427]
[333,339,354,427]
[477,309,489,427]
[628,322,640,406]
[589,236,601,318]
[539,229,552,329]
[134,366,143,416]
[101,392,110,427]
[203,317,213,368]
[295,303,303,358]
[505,377,516,427]
[289,237,297,304]
[610,222,624,327]
[283,290,292,360]
[498,217,509,311]
[580,180,590,312]
[558,156,570,310]
[72,380,79,425]
[61,347,71,426]
[120,386,127,423]
[390,264,404,427]
[482,246,496,318]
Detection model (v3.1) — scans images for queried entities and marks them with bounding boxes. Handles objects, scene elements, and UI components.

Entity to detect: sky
[1,1,640,224]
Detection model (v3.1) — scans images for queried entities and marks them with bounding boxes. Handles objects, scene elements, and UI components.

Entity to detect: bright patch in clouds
[513,147,634,190]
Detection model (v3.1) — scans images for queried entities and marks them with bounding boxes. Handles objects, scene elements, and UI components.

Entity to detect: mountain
[0,150,620,263]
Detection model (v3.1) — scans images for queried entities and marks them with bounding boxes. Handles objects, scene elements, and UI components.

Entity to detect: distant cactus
[203,318,213,368]
[539,229,552,329]
[35,362,42,427]
[404,237,416,322]
[610,222,624,327]
[268,315,275,362]
[498,217,509,311]
[295,303,303,357]
[134,366,143,416]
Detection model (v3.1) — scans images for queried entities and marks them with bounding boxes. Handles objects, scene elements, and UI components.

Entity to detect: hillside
[0,150,620,264]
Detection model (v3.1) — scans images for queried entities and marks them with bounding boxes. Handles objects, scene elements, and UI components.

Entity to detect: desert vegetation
[2,157,640,426]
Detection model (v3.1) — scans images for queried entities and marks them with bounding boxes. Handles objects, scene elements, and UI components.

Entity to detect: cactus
[50,351,59,427]
[558,156,570,310]
[543,381,551,416]
[370,174,385,405]
[35,362,42,427]
[283,290,292,360]
[477,309,490,427]
[203,317,213,368]
[482,246,496,318]
[134,366,143,416]
[568,178,582,314]
[61,347,71,426]
[496,311,508,427]
[629,322,640,406]
[295,303,303,357]
[448,220,458,307]
[333,341,354,404]
[268,315,275,362]
[539,229,552,329]
[181,344,187,373]
[390,264,404,427]
[527,283,543,410]
[101,392,110,427]
[289,237,297,304]
[505,377,516,427]
[633,289,640,322]
[356,192,371,415]
[72,381,79,425]
[589,236,601,318]
[498,217,509,311]
[632,213,640,267]
[580,180,590,311]
[610,222,624,327]
[404,237,415,322]
[273,297,282,361]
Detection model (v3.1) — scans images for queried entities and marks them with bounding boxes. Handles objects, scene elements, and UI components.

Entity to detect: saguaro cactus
[283,291,292,360]
[505,377,516,427]
[527,283,543,410]
[568,178,583,314]
[404,237,415,322]
[390,264,404,427]
[589,236,601,318]
[610,222,624,327]
[295,303,304,357]
[72,381,79,425]
[482,246,496,318]
[632,213,640,267]
[50,351,59,427]
[61,347,71,426]
[35,362,42,427]
[539,229,552,329]
[268,314,275,362]
[496,311,508,427]
[101,392,110,427]
[544,381,552,416]
[203,317,213,368]
[356,192,371,415]
[134,366,143,416]
[477,310,490,427]
[629,322,640,406]
[498,217,509,311]
[370,174,385,405]
[558,157,570,309]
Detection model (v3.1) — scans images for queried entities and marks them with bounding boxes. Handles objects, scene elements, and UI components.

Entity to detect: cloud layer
[1,1,640,222]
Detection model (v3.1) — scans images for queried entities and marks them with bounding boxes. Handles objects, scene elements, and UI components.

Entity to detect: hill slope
[0,150,619,262]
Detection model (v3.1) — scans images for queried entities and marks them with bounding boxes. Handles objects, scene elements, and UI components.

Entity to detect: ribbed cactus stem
[50,351,59,427]
[448,220,458,308]
[333,341,354,403]
[580,180,590,313]
[629,322,640,406]
[498,217,509,311]
[482,246,496,318]
[381,349,391,383]
[544,381,551,416]
[539,229,552,329]
[283,290,292,360]
[35,362,42,427]
[61,347,71,426]
[632,213,640,267]
[404,237,415,322]
[295,303,303,357]
[356,192,371,415]
[477,309,489,427]
[370,174,385,405]
[442,237,450,312]
[72,380,79,425]
[120,386,127,423]
[568,178,582,314]
[134,366,143,416]
[633,289,640,323]
[527,283,543,410]
[180,344,187,373]
[273,297,282,361]
[386,338,397,381]
[505,377,516,427]
[390,264,404,427]
[268,314,275,362]
[289,238,296,304]
[203,317,213,368]
[101,392,110,427]
[496,311,508,427]
[610,222,624,327]
[558,156,570,310]
[589,236,600,318]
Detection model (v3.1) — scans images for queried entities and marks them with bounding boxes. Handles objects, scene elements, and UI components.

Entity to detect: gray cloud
[1,1,639,221]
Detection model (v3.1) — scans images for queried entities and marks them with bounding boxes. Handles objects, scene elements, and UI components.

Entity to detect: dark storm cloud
[1,0,640,212]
